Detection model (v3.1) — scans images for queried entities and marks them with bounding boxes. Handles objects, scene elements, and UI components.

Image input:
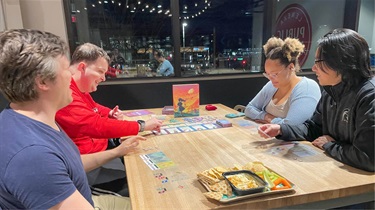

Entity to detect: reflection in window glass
[68,0,265,79]
[70,0,173,79]
[180,0,264,76]
[68,0,355,79]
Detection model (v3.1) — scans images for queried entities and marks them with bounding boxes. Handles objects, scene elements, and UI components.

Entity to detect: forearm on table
[81,149,120,172]
[79,117,139,138]
[324,139,375,172]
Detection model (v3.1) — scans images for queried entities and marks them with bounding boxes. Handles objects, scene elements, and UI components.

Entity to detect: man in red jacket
[56,43,162,195]
[56,43,162,154]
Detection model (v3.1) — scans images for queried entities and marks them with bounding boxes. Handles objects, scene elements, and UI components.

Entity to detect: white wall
[19,0,68,44]
[1,0,23,30]
[0,1,5,31]
[358,0,375,54]
[273,0,345,68]
[0,0,68,44]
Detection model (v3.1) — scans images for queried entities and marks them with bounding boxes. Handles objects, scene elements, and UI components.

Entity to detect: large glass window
[65,0,363,80]
[69,0,173,78]
[66,0,266,79]
[179,0,264,76]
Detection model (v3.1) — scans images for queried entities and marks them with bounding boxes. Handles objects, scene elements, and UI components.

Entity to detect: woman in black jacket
[259,28,374,172]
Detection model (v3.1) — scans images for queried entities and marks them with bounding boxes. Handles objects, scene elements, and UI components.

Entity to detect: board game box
[172,84,200,118]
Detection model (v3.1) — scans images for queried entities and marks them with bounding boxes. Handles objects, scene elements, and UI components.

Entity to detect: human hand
[258,124,281,138]
[115,136,146,156]
[254,119,268,124]
[312,135,335,150]
[109,105,123,119]
[264,113,275,123]
[145,118,163,132]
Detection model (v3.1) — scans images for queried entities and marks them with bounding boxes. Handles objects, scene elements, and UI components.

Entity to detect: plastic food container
[222,170,267,196]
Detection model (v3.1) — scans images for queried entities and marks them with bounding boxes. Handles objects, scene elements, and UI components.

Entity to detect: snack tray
[198,168,295,203]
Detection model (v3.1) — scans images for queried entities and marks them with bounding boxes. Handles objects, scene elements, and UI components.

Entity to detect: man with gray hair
[0,29,135,209]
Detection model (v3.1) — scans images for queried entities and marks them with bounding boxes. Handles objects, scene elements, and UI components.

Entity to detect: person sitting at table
[245,37,321,125]
[0,29,140,210]
[55,43,162,194]
[110,48,126,69]
[258,28,374,172]
[56,43,162,154]
[154,50,174,77]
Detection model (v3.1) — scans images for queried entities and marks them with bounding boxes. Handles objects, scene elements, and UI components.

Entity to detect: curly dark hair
[263,37,305,71]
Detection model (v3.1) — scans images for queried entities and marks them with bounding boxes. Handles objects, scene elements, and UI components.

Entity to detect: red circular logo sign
[275,4,312,67]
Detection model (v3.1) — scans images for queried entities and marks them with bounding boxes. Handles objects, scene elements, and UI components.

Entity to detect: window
[65,0,366,80]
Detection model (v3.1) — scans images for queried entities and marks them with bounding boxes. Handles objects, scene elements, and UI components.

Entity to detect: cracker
[203,192,222,201]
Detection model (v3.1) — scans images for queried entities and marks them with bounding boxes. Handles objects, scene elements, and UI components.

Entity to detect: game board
[140,151,175,170]
[158,116,229,135]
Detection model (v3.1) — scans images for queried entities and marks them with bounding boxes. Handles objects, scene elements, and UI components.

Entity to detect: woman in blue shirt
[154,50,174,76]
[245,37,321,125]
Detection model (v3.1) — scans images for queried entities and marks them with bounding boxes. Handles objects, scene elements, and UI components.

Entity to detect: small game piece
[205,104,217,111]
[216,119,232,127]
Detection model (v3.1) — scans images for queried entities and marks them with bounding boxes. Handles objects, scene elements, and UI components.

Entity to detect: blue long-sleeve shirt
[245,77,321,125]
[157,59,174,76]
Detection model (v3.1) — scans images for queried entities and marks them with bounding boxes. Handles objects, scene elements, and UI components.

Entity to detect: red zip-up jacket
[56,79,139,154]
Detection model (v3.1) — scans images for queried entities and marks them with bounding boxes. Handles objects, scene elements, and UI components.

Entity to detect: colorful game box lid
[162,106,174,115]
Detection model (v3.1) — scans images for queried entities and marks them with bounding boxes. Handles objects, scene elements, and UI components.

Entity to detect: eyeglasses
[263,68,287,79]
[314,59,324,64]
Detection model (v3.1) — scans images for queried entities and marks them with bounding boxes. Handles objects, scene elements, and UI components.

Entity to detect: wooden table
[123,104,375,209]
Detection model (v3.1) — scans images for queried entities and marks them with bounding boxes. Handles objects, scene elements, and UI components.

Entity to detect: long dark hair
[316,28,372,88]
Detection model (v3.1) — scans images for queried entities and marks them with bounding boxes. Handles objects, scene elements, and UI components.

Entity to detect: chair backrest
[233,105,246,112]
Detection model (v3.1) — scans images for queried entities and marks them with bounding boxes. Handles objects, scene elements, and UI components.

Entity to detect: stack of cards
[216,119,232,127]
[162,106,174,115]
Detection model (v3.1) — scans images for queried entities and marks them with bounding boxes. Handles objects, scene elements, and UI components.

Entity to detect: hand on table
[109,105,123,119]
[258,124,281,139]
[145,118,163,132]
[254,119,268,124]
[264,113,275,123]
[115,136,146,156]
[312,135,334,150]
[255,113,275,124]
